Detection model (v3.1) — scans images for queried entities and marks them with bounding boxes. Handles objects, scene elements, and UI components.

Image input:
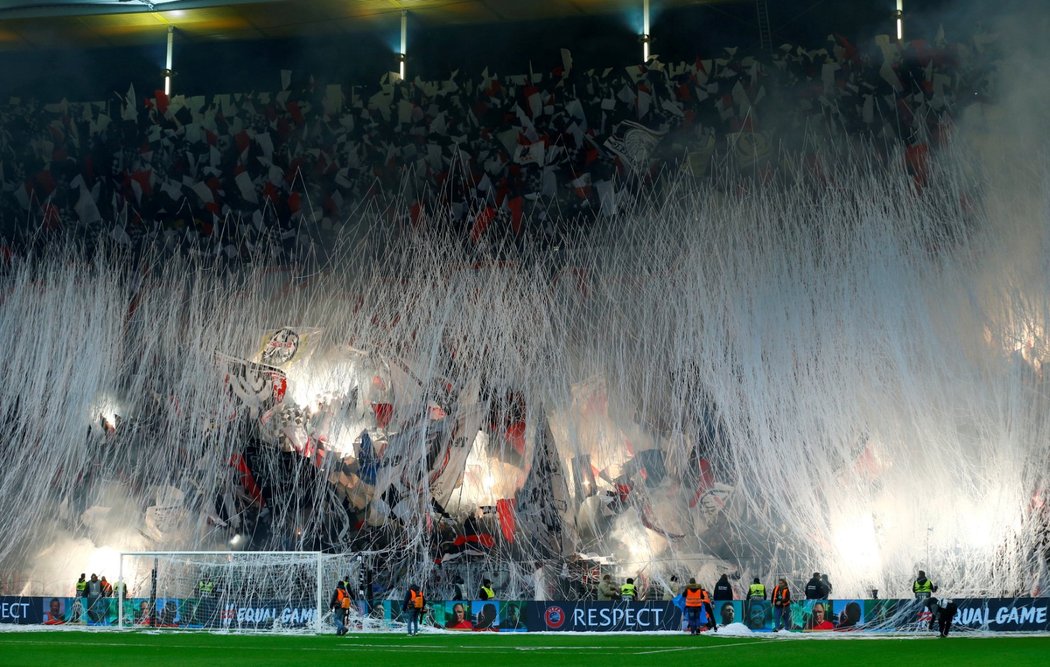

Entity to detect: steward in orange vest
[403,584,425,636]
[683,578,717,634]
[684,579,703,635]
[771,578,792,631]
[329,581,351,636]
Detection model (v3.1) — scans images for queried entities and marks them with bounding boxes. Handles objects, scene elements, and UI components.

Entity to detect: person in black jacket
[713,573,734,600]
[820,574,833,599]
[924,596,958,637]
[804,572,827,600]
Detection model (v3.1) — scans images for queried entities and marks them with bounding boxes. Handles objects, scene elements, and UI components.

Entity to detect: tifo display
[1,6,1049,625]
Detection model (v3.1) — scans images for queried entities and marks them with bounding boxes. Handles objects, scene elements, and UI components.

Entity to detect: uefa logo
[544,605,566,629]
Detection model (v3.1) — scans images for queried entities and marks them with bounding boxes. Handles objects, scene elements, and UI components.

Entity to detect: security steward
[772,578,792,630]
[620,577,637,601]
[405,584,425,636]
[479,578,496,600]
[913,570,936,599]
[197,576,216,626]
[73,574,87,622]
[330,580,351,636]
[684,578,705,634]
[747,577,766,599]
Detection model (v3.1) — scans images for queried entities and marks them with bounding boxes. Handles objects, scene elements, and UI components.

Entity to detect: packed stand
[0,29,996,258]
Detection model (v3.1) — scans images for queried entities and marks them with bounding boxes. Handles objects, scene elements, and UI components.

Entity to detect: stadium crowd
[0,28,995,257]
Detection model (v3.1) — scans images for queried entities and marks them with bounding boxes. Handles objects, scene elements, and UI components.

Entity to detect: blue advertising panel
[713,600,740,628]
[472,600,499,631]
[41,596,70,625]
[32,596,150,627]
[442,600,473,630]
[742,599,773,631]
[951,598,1050,632]
[382,599,404,626]
[527,601,681,632]
[377,599,519,631]
[793,600,837,631]
[829,599,864,630]
[216,599,318,629]
[9,595,1050,632]
[0,596,43,624]
[499,601,527,632]
[863,599,907,629]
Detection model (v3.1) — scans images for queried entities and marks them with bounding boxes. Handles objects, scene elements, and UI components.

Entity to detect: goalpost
[117,551,360,632]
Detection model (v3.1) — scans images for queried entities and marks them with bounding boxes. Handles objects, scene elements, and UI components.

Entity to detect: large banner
[0,596,42,625]
[526,601,681,632]
[217,600,318,629]
[380,599,526,632]
[5,596,1050,632]
[954,598,1050,631]
[0,596,317,629]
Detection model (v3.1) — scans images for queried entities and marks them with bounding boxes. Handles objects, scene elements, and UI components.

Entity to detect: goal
[117,551,358,632]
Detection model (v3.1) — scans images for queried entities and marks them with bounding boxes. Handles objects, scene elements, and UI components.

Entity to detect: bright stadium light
[642,0,650,61]
[164,25,174,95]
[399,10,408,80]
[896,0,904,41]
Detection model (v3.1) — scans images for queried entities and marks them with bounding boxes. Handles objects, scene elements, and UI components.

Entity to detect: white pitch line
[0,638,630,655]
[0,639,442,653]
[510,647,624,652]
[633,647,693,655]
[634,640,761,655]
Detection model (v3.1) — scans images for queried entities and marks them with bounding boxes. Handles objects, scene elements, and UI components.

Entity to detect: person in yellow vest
[72,574,87,623]
[913,570,936,599]
[744,576,766,631]
[746,577,766,600]
[771,578,792,631]
[197,577,214,597]
[404,584,425,636]
[196,576,216,627]
[683,578,704,635]
[620,577,637,601]
[478,578,496,600]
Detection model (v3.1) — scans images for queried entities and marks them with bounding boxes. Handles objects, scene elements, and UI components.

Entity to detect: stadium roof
[0,0,743,50]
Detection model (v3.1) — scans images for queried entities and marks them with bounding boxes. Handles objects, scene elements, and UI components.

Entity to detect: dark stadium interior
[0,0,966,100]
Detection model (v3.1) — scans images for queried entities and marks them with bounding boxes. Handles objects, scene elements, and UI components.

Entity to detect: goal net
[117,551,360,632]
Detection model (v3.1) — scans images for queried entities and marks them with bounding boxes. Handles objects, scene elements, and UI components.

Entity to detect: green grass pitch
[1,631,1048,666]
